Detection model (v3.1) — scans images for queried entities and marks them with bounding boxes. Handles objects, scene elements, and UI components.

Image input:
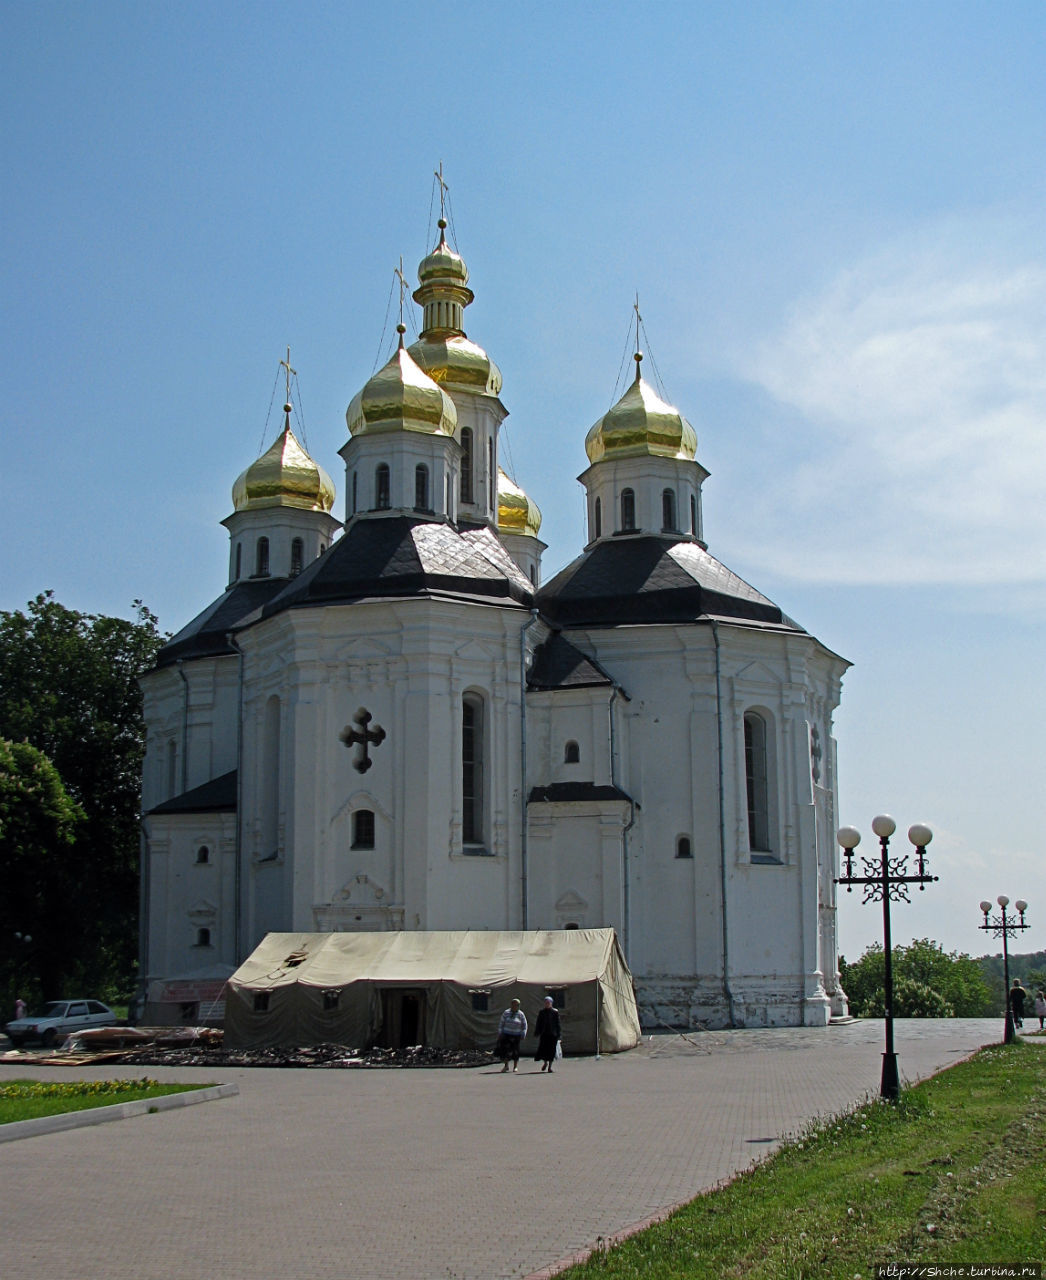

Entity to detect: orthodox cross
[394,256,409,332]
[633,293,643,380]
[280,346,297,410]
[434,161,449,221]
[340,707,386,774]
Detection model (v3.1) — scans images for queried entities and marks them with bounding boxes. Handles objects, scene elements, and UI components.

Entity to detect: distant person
[1010,979,1027,1029]
[1034,988,1046,1032]
[14,996,26,1021]
[496,998,527,1073]
[534,995,561,1073]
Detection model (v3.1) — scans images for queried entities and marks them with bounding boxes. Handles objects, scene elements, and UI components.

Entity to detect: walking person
[496,997,527,1072]
[1034,988,1046,1032]
[534,994,561,1073]
[1010,978,1027,1029]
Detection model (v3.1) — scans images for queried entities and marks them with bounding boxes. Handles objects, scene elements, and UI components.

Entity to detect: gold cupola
[232,408,336,513]
[408,219,503,397]
[585,353,697,464]
[497,467,543,538]
[346,327,458,438]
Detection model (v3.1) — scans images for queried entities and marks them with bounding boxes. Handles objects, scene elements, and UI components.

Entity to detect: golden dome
[346,333,458,438]
[408,334,503,396]
[497,467,542,537]
[232,417,336,513]
[409,219,503,398]
[585,356,697,464]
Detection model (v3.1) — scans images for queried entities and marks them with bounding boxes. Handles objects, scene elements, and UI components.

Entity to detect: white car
[4,1000,119,1048]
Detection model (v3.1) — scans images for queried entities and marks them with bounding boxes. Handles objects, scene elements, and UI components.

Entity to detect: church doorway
[378,988,426,1049]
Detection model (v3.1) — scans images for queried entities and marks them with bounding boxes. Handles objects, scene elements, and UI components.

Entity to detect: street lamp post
[978,897,1029,1044]
[836,816,937,1101]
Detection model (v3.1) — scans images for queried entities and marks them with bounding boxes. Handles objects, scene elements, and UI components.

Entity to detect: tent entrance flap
[378,988,427,1050]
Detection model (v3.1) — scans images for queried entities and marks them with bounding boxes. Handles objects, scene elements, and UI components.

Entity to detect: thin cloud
[733,219,1046,586]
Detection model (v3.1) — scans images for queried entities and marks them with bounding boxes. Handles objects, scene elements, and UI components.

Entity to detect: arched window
[256,537,270,577]
[564,740,580,763]
[488,439,495,509]
[352,809,375,850]
[352,471,358,515]
[195,927,211,947]
[676,835,692,859]
[594,496,602,539]
[662,488,677,531]
[744,712,771,854]
[462,693,485,847]
[460,428,473,503]
[621,489,636,532]
[195,845,210,865]
[235,543,242,580]
[690,494,697,536]
[375,464,391,510]
[414,465,429,512]
[291,538,304,576]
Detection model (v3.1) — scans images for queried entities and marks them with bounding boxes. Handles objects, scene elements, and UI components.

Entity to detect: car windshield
[35,1002,68,1018]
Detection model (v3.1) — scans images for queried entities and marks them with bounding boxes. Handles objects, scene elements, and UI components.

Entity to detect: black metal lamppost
[836,815,937,1101]
[978,896,1029,1044]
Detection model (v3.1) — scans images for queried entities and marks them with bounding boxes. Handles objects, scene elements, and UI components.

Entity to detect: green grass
[561,1043,1046,1279]
[0,1078,209,1124]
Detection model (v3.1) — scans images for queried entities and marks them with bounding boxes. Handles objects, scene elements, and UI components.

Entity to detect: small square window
[547,988,567,1010]
[323,990,340,1011]
[470,991,489,1012]
[253,992,270,1013]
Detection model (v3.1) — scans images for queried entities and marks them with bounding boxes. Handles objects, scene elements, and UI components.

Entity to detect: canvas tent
[225,928,641,1054]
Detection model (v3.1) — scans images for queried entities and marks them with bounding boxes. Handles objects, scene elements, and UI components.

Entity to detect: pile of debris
[4,1026,495,1069]
[113,1041,494,1069]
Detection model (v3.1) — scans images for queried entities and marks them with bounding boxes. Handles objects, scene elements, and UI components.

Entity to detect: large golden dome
[232,418,336,513]
[585,355,697,464]
[497,467,542,537]
[408,219,502,398]
[346,333,458,439]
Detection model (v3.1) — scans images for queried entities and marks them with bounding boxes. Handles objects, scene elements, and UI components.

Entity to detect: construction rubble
[0,1025,494,1069]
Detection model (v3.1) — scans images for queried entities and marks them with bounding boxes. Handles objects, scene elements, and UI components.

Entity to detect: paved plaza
[0,1019,1003,1279]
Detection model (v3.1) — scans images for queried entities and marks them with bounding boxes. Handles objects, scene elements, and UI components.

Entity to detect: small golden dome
[232,421,336,513]
[346,338,458,438]
[418,220,470,287]
[585,356,697,464]
[497,467,542,537]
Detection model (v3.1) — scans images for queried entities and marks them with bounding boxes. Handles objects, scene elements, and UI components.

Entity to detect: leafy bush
[859,976,954,1018]
[840,938,993,1017]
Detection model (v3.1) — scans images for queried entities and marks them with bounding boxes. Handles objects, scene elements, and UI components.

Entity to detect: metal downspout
[519,609,539,930]
[608,685,636,957]
[226,633,245,962]
[176,659,189,793]
[711,620,736,1027]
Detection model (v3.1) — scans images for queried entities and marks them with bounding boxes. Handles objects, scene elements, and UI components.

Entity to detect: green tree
[0,593,165,1002]
[0,739,84,1010]
[839,938,993,1018]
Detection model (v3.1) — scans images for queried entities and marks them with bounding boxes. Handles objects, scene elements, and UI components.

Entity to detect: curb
[0,1082,239,1143]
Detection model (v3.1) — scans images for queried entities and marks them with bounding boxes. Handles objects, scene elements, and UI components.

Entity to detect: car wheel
[42,1027,59,1048]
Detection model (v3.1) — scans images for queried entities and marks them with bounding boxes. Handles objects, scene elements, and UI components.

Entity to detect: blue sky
[4,2,1044,962]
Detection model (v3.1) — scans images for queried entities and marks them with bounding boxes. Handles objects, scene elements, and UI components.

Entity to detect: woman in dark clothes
[534,995,561,1072]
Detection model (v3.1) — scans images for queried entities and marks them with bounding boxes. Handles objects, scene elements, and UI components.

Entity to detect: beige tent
[225,928,640,1054]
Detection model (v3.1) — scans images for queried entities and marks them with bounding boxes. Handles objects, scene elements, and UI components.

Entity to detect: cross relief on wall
[339,707,386,774]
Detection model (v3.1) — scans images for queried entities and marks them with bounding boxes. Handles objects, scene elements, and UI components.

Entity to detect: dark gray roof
[528,634,614,691]
[153,579,287,669]
[148,770,237,816]
[536,536,804,631]
[261,516,534,617]
[528,782,633,804]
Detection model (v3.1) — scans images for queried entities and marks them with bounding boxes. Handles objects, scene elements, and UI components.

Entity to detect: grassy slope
[561,1042,1046,1278]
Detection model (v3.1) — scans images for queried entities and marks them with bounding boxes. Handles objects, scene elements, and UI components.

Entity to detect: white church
[139,208,851,1030]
